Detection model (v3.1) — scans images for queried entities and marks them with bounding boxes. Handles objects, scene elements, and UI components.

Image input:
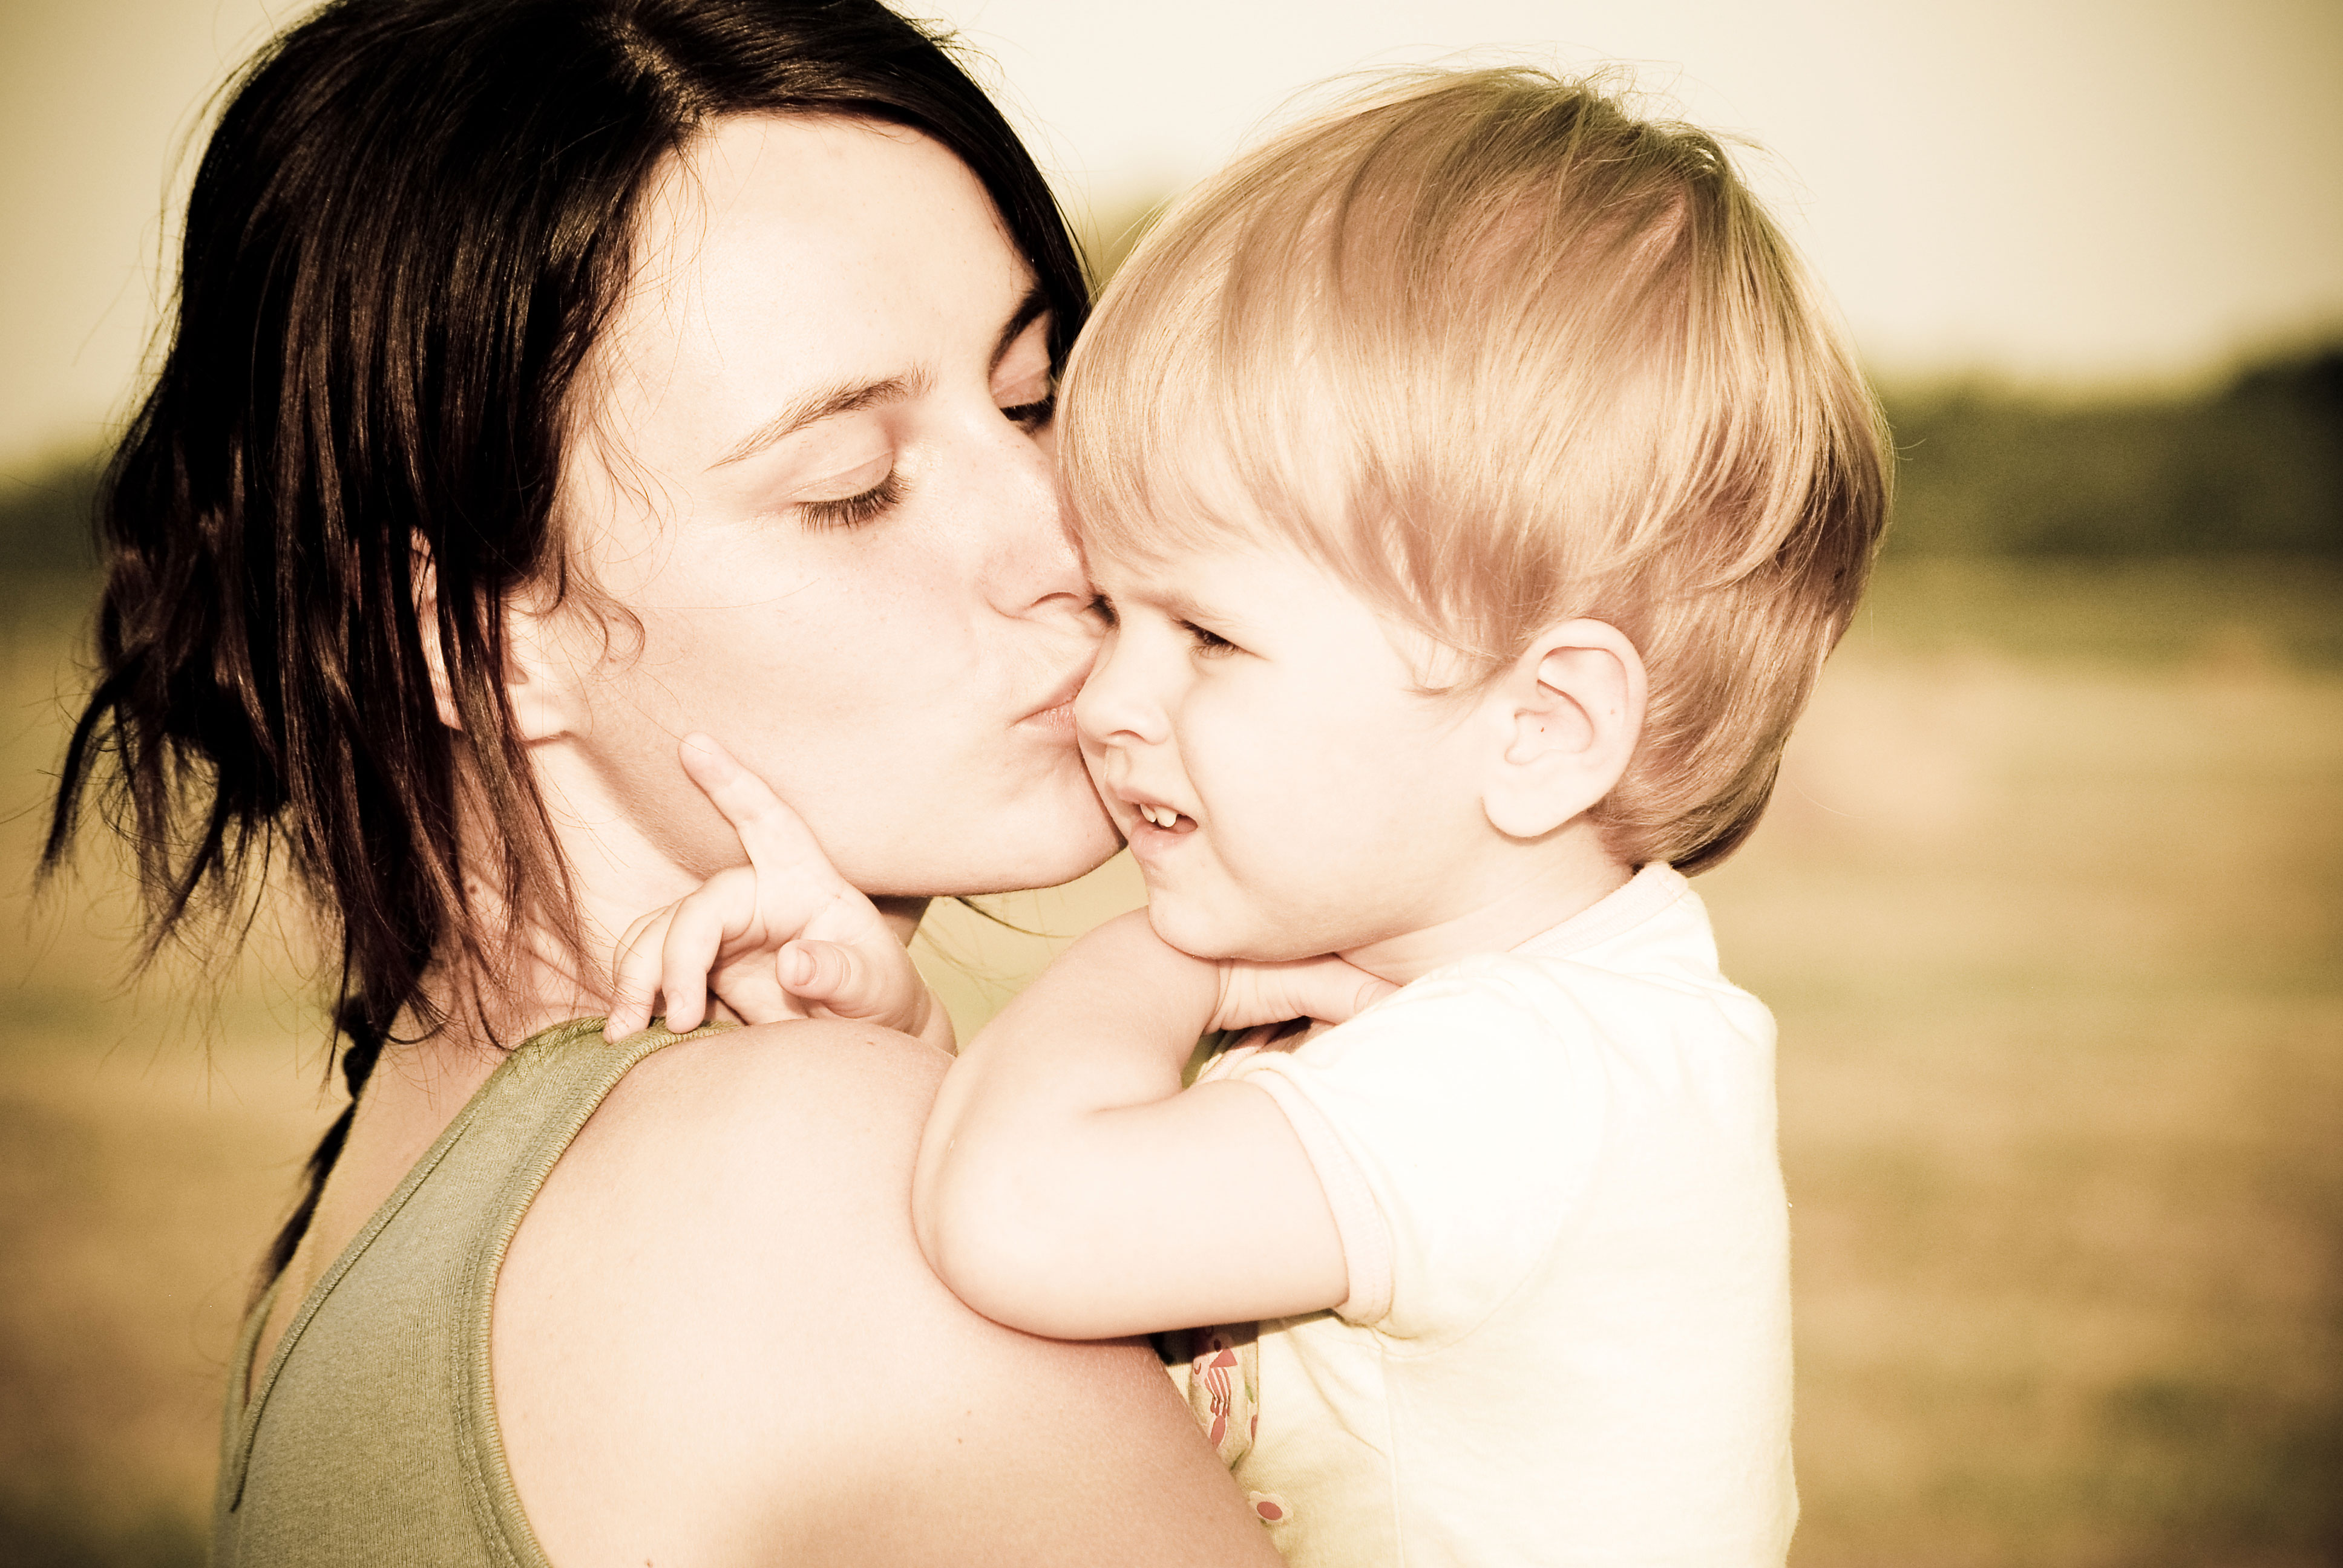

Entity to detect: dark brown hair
[44,0,1089,1281]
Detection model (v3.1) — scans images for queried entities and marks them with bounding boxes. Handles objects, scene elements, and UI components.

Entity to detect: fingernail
[779,946,811,988]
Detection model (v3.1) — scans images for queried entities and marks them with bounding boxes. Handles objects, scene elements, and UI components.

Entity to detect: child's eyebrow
[1162,591,1228,626]
[1089,556,1253,633]
[1135,583,1246,633]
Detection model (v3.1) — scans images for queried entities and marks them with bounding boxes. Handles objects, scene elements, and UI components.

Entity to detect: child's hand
[1208,952,1397,1034]
[1069,912,1395,1034]
[602,734,952,1051]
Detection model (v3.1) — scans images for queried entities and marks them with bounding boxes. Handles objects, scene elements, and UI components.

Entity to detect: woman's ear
[413,535,582,744]
[1479,619,1648,840]
[501,592,585,745]
[413,536,464,731]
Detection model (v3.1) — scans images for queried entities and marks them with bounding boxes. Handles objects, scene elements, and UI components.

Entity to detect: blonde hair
[1061,67,1890,872]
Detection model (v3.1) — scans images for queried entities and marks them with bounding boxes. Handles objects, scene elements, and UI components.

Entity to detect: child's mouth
[1132,803,1196,834]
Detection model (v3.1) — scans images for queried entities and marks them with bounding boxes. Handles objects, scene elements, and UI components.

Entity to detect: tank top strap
[214,1016,723,1567]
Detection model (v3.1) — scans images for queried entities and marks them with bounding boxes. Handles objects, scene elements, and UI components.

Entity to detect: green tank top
[212,1016,722,1567]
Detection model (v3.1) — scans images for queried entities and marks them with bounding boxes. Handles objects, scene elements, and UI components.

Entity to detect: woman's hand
[603,734,952,1051]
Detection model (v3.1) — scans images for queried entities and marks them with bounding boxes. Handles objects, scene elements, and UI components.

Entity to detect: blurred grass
[1722,622,2343,1568]
[6,407,2342,1562]
[2,585,338,1568]
[1884,351,2342,558]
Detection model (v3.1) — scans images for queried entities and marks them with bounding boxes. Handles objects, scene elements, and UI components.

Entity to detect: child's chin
[1142,901,1254,962]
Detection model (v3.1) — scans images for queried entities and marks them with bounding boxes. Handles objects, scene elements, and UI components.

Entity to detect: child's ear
[413,535,582,744]
[1478,619,1648,840]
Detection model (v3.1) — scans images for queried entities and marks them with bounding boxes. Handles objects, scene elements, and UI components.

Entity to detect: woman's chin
[851,787,1121,899]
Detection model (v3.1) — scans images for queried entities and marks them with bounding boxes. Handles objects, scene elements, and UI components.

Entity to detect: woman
[46,1,1282,1562]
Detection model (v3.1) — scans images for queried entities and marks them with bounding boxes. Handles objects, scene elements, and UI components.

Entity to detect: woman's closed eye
[992,311,1055,431]
[999,388,1056,431]
[796,452,904,531]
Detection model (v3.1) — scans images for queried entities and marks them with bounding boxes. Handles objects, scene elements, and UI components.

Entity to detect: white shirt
[1182,864,1795,1566]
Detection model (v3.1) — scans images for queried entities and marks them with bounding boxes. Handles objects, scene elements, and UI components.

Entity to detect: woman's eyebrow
[709,289,1044,471]
[992,287,1049,368]
[709,367,935,470]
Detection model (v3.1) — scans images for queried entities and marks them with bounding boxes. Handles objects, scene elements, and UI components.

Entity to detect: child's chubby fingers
[704,951,805,1027]
[778,939,905,1022]
[1212,953,1398,1033]
[781,939,953,1052]
[679,734,845,900]
[605,904,681,1040]
[655,865,761,1034]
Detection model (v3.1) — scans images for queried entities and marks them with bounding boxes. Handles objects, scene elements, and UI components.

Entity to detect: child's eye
[799,469,904,531]
[1087,594,1119,630]
[1179,619,1238,658]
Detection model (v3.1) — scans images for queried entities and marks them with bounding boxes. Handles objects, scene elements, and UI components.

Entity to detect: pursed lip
[1015,656,1095,727]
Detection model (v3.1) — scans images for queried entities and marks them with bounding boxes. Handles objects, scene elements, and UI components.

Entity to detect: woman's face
[533,115,1117,902]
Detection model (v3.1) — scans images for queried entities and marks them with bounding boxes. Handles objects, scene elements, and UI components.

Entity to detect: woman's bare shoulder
[494,1019,1276,1568]
[599,1014,952,1151]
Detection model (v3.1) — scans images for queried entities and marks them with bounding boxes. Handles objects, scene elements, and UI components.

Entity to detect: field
[3,557,2339,1565]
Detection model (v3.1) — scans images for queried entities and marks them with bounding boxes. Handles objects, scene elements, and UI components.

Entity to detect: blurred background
[4,1,2338,1564]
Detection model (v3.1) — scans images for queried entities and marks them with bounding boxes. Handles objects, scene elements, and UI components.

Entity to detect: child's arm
[603,734,952,1052]
[911,913,1387,1341]
[609,738,1391,1339]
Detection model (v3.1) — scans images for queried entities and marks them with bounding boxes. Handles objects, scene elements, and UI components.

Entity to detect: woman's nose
[980,419,1092,622]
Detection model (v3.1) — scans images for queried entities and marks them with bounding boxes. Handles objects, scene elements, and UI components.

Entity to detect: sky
[4,0,2339,483]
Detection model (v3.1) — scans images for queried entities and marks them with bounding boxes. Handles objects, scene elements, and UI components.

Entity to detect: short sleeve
[1225,961,1613,1345]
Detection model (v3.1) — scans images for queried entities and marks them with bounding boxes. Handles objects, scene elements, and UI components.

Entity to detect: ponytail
[260,1000,387,1287]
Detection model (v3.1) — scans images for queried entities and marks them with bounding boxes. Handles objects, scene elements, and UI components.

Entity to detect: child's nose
[1073,633,1170,748]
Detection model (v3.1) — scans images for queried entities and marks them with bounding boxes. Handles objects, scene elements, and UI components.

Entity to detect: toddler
[607,67,1888,1566]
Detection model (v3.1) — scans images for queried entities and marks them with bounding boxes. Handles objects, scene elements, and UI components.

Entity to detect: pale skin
[620,532,1651,1344]
[254,116,1284,1567]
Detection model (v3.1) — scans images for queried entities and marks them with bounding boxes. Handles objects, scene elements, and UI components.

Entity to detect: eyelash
[799,470,905,531]
[1001,390,1057,431]
[1179,619,1237,658]
[1089,598,1236,657]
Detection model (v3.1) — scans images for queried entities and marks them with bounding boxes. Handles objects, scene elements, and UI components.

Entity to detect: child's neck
[1337,828,1636,987]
